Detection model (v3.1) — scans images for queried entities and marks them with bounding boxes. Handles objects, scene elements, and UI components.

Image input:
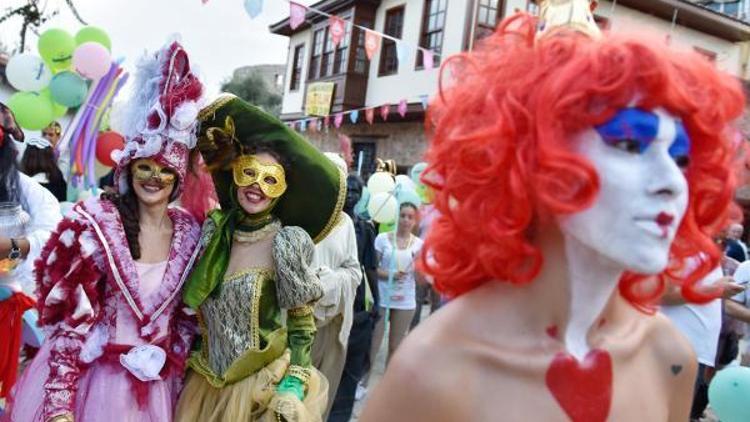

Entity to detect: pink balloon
[72,42,111,79]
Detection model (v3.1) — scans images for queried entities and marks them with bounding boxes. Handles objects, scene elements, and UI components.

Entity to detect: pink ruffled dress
[4,198,201,422]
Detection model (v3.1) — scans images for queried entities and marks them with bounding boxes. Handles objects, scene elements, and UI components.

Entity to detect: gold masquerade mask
[232,155,287,198]
[132,159,177,185]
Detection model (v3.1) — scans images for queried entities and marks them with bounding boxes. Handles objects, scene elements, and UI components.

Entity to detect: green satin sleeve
[286,306,316,368]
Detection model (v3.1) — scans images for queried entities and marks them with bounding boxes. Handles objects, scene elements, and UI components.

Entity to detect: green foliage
[220,71,282,116]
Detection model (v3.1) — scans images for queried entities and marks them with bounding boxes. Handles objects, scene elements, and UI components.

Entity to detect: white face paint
[559,108,690,275]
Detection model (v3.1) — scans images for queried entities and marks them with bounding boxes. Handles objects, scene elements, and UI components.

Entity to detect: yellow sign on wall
[305,82,335,116]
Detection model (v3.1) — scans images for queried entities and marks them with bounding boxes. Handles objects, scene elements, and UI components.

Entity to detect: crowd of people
[2,0,750,421]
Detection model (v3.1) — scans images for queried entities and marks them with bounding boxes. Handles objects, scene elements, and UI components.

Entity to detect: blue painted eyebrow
[595,108,659,153]
[594,107,691,159]
[669,122,691,159]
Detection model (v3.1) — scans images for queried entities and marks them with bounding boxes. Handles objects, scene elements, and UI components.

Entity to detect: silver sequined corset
[199,268,276,376]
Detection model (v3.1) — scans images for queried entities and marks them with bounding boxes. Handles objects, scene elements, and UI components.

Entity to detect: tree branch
[64,0,87,25]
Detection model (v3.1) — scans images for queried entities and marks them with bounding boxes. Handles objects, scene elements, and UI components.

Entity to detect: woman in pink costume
[4,40,209,422]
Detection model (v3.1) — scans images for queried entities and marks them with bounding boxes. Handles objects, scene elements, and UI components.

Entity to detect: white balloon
[6,54,52,92]
[395,174,416,191]
[367,171,395,195]
[368,192,398,224]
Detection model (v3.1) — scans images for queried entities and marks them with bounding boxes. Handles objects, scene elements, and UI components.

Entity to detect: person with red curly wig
[360,1,746,421]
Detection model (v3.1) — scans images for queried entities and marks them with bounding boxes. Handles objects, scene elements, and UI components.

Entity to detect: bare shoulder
[360,300,479,421]
[643,312,698,420]
[646,312,696,365]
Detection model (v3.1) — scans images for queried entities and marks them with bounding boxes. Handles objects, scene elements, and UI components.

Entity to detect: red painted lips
[656,212,674,226]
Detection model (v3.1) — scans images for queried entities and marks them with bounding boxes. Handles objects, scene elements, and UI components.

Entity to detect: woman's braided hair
[102,186,142,259]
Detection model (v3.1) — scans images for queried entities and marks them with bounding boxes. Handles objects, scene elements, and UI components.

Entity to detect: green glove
[276,375,305,401]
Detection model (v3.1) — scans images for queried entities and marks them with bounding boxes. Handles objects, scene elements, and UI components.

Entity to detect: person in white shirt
[310,153,363,418]
[726,259,750,367]
[0,102,61,401]
[0,104,62,295]
[368,202,426,368]
[661,263,745,421]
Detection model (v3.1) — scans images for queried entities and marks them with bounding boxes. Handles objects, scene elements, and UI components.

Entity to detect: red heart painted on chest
[545,349,613,422]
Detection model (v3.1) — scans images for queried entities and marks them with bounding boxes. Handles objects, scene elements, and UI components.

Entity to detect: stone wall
[301,121,428,168]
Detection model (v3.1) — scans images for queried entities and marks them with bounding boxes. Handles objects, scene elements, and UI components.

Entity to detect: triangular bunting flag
[380,104,391,121]
[365,30,381,60]
[419,95,429,110]
[365,108,375,125]
[330,16,346,47]
[244,0,263,18]
[300,119,308,132]
[350,110,359,124]
[310,119,318,132]
[334,113,344,128]
[423,50,435,70]
[290,2,307,30]
[324,115,331,129]
[398,99,408,118]
[396,42,412,66]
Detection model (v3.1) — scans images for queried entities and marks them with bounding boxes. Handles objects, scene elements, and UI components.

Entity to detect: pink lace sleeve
[35,217,103,419]
[167,304,197,398]
[170,304,197,368]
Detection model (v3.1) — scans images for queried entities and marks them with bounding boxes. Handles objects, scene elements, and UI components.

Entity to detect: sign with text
[305,82,335,116]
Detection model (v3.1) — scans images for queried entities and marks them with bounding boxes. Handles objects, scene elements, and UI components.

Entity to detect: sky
[0,0,315,95]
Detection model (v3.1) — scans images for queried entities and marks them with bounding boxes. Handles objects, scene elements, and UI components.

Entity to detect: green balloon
[8,92,54,130]
[379,222,395,234]
[709,366,750,422]
[38,28,76,72]
[75,26,112,51]
[40,89,68,118]
[49,71,88,108]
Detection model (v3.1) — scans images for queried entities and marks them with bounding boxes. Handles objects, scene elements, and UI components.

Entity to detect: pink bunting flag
[423,50,435,70]
[365,108,375,125]
[380,104,391,121]
[398,99,408,118]
[290,2,307,30]
[309,119,318,132]
[329,16,346,47]
[365,30,381,60]
[334,113,344,128]
[323,115,331,129]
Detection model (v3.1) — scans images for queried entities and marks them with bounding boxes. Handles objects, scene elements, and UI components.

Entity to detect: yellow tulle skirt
[175,351,328,422]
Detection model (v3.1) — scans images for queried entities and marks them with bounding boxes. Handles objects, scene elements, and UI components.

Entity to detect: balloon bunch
[6,26,113,130]
[363,163,425,232]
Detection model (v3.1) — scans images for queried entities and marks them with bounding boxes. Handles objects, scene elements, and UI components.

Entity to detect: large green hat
[197,94,345,242]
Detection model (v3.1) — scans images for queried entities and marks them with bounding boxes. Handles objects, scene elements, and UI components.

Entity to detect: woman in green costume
[175,95,346,422]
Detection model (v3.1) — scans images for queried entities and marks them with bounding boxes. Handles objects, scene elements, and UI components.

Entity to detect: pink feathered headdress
[113,41,204,201]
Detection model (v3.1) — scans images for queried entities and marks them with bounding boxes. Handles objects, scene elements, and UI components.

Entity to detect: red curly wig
[420,14,745,312]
